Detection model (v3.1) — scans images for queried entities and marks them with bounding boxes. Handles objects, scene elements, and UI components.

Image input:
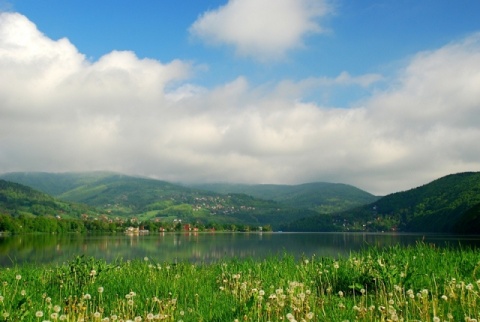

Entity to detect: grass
[1,243,480,321]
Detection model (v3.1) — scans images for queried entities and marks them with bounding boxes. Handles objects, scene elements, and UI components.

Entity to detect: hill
[0,179,99,233]
[190,182,379,213]
[282,172,480,233]
[0,172,318,229]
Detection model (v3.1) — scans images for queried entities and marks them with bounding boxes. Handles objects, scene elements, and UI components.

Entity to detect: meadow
[1,243,480,321]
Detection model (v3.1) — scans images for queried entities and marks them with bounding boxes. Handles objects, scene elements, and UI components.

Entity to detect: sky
[1,0,480,195]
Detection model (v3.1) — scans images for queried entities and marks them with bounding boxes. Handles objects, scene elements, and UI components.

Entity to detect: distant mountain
[0,172,317,229]
[0,179,94,219]
[190,182,379,214]
[283,172,480,233]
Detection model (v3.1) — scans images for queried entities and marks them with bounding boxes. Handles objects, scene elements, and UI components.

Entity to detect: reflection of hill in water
[2,233,480,267]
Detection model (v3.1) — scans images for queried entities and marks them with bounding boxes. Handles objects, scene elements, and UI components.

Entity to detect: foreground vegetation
[1,243,480,321]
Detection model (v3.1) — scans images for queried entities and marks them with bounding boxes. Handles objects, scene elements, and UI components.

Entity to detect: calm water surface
[1,232,480,267]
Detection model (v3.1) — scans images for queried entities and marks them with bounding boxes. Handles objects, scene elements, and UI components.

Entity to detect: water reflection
[1,232,479,267]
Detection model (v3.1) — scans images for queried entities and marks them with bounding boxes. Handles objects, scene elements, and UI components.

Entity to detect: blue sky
[1,0,480,194]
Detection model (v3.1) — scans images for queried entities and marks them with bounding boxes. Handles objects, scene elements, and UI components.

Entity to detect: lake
[1,232,480,267]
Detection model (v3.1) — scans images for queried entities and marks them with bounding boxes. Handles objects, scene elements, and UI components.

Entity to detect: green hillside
[0,179,99,233]
[0,172,316,229]
[191,182,378,213]
[283,172,480,233]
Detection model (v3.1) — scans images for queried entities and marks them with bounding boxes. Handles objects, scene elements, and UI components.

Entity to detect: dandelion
[144,257,149,261]
[15,274,22,280]
[94,312,101,318]
[338,291,344,297]
[433,317,440,322]
[21,289,26,296]
[98,287,104,293]
[259,290,265,296]
[90,270,97,276]
[441,295,448,301]
[84,294,91,300]
[306,312,314,320]
[36,311,44,318]
[146,313,154,320]
[59,315,67,321]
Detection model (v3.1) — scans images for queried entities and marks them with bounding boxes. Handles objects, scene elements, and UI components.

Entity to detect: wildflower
[16,274,21,280]
[134,316,142,322]
[338,291,344,297]
[21,289,26,296]
[144,257,149,261]
[466,283,474,291]
[146,313,154,320]
[59,315,67,321]
[84,294,91,300]
[306,312,314,320]
[2,312,9,319]
[259,290,265,296]
[51,313,58,320]
[286,313,295,320]
[441,295,448,301]
[94,312,101,318]
[36,311,44,318]
[90,269,97,276]
[333,262,339,269]
[98,287,104,293]
[433,317,440,322]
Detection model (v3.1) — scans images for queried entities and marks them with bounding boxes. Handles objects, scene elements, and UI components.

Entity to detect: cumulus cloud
[189,0,330,61]
[1,12,480,195]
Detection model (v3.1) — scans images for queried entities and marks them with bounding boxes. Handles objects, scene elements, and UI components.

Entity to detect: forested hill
[282,172,480,233]
[190,182,379,213]
[0,172,319,228]
[0,179,94,218]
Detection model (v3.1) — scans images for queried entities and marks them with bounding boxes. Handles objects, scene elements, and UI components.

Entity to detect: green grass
[1,243,480,321]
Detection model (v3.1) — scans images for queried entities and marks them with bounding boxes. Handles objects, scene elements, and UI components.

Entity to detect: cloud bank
[1,12,480,195]
[189,0,330,61]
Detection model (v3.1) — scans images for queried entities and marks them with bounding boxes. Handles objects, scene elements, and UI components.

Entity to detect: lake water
[1,232,480,267]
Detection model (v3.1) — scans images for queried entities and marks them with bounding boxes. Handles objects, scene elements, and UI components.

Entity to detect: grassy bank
[1,243,480,321]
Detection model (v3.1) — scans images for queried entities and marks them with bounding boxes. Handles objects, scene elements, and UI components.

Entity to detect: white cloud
[1,13,480,195]
[190,0,330,61]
